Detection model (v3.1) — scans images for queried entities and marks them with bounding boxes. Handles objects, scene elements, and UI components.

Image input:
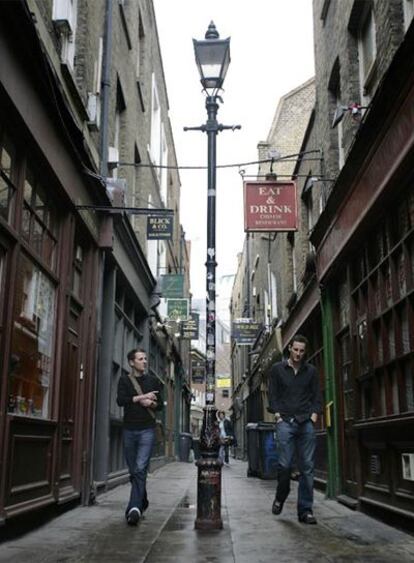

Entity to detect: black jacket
[116,372,163,429]
[268,360,322,423]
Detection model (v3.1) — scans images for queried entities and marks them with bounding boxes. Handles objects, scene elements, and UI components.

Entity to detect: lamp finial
[205,21,219,39]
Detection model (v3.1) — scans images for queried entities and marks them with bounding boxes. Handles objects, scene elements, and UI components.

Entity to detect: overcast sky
[153,0,315,300]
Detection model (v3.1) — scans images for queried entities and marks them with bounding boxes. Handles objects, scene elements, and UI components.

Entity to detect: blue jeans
[275,419,316,516]
[123,427,155,515]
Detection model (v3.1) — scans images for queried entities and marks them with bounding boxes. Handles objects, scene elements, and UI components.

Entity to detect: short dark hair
[127,348,146,363]
[289,334,309,348]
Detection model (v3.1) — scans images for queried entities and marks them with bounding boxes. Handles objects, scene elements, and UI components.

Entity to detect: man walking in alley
[268,334,322,524]
[117,348,163,526]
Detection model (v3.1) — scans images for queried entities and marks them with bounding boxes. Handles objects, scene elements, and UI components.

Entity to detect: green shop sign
[161,274,184,298]
[166,298,189,321]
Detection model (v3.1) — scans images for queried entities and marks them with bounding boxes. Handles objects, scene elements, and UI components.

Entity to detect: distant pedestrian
[268,334,322,524]
[217,410,236,464]
[116,348,163,526]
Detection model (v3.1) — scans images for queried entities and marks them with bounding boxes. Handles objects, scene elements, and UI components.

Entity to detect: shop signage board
[181,312,200,340]
[147,214,173,239]
[216,377,231,388]
[161,274,184,298]
[232,318,262,345]
[244,181,297,232]
[166,298,189,321]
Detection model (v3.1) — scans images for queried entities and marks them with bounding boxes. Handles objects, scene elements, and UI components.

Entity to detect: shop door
[338,331,359,499]
[58,298,84,501]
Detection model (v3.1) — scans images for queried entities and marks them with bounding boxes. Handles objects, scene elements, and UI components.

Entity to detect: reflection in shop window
[405,362,414,412]
[8,255,56,418]
[390,367,399,414]
[361,379,374,419]
[23,166,58,270]
[0,134,16,222]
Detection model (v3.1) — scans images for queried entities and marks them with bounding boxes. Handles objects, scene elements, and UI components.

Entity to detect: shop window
[371,273,382,316]
[410,238,414,283]
[0,247,5,350]
[338,279,349,329]
[0,133,16,223]
[399,304,411,355]
[384,313,395,360]
[378,373,386,416]
[361,378,374,419]
[373,320,383,365]
[339,332,354,419]
[23,166,58,270]
[404,361,414,412]
[389,367,399,414]
[71,242,83,300]
[8,254,56,418]
[356,317,369,374]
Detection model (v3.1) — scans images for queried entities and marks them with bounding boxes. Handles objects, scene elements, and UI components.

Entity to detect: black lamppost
[185,21,240,530]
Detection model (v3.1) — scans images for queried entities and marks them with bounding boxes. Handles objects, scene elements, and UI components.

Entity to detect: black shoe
[298,512,317,524]
[272,499,284,515]
[127,507,141,526]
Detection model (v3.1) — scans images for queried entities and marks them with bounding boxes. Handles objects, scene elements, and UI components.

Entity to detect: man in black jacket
[268,334,322,524]
[117,348,163,525]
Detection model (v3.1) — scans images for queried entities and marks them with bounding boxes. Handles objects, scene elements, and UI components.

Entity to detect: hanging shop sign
[147,214,173,239]
[166,298,189,321]
[244,181,297,232]
[232,319,262,345]
[181,312,200,340]
[192,360,205,384]
[161,274,184,298]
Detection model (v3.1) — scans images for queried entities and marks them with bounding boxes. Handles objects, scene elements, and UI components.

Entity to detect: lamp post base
[194,405,223,530]
[194,457,223,530]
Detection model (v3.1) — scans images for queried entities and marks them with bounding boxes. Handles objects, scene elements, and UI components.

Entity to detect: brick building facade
[231,0,414,530]
[0,0,191,527]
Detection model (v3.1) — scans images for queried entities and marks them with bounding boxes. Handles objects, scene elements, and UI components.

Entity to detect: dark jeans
[123,427,155,515]
[275,419,316,516]
[219,443,230,463]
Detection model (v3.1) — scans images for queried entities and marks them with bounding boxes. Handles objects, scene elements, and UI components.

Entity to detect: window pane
[0,175,13,221]
[390,368,399,414]
[23,167,58,269]
[361,10,376,77]
[0,135,16,222]
[8,255,56,418]
[405,362,414,412]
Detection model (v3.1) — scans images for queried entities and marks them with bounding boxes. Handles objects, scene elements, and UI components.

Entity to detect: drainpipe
[90,0,114,495]
[99,0,113,178]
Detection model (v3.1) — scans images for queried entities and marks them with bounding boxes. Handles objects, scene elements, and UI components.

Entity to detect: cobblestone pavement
[1,459,414,562]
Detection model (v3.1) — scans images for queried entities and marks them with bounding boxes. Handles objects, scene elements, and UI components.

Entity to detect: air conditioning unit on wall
[52,0,74,32]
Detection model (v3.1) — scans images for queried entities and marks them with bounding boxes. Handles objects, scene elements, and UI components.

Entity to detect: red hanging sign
[243,181,298,232]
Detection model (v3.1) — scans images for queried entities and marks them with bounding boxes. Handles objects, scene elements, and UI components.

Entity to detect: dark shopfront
[0,17,103,524]
[312,30,414,528]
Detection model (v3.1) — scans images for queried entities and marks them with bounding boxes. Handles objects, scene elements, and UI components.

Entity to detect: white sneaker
[127,507,141,526]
